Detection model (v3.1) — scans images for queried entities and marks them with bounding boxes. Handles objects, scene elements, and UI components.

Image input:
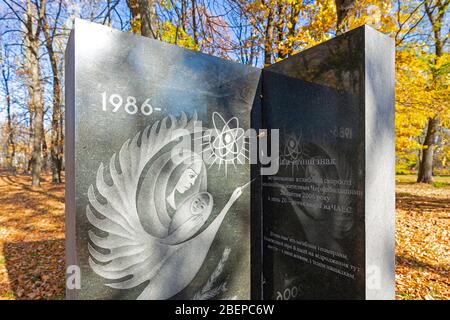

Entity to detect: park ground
[0,174,448,300]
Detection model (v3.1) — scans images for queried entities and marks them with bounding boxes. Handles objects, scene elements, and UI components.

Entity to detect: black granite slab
[65,19,261,300]
[66,21,394,300]
[261,26,395,300]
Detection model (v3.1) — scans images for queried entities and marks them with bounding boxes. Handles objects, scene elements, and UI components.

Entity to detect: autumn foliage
[0,0,448,301]
[395,178,450,300]
[0,174,64,299]
[0,174,448,300]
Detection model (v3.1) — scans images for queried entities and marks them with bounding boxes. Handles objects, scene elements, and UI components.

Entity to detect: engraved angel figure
[86,113,246,300]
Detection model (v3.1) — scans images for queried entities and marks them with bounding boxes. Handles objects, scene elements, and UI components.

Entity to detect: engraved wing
[87,113,199,298]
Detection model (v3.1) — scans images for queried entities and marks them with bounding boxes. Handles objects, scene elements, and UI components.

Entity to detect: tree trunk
[30,51,43,187]
[126,0,158,38]
[6,92,15,169]
[181,0,187,30]
[417,117,439,183]
[335,0,356,35]
[417,0,448,184]
[50,79,63,184]
[42,125,48,172]
[275,2,286,60]
[285,4,300,58]
[41,5,63,183]
[1,67,15,169]
[139,0,157,38]
[59,102,64,172]
[263,3,274,66]
[25,0,45,187]
[191,0,198,45]
[27,103,34,174]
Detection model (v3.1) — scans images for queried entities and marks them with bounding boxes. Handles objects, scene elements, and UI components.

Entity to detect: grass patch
[396,175,450,186]
[3,291,15,299]
[397,292,416,300]
[433,181,447,188]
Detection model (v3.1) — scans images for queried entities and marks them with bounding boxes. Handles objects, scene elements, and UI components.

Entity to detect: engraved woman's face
[175,162,201,194]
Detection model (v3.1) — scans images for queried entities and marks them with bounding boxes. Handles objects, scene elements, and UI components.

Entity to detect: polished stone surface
[66,21,394,301]
[65,19,261,300]
[261,26,395,300]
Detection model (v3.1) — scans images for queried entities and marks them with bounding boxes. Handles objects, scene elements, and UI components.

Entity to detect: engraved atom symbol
[282,132,309,174]
[201,112,248,176]
[283,133,302,161]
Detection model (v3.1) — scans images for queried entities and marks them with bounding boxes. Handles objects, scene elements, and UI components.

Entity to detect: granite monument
[261,26,395,300]
[65,19,261,300]
[66,20,394,300]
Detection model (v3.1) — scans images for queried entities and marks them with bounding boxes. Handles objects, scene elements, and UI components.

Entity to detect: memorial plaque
[66,20,395,300]
[65,19,261,300]
[261,26,395,300]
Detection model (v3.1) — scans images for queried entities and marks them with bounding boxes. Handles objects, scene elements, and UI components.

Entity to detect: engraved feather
[87,113,214,299]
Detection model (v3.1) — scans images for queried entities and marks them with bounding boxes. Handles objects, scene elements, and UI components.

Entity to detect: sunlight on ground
[0,174,448,299]
[395,182,449,299]
[0,174,65,300]
[396,175,450,186]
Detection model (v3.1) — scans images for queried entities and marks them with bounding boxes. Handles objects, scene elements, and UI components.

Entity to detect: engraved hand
[230,186,243,203]
[229,179,254,204]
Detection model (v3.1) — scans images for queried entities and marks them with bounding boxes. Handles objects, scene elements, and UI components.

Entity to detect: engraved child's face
[190,194,209,215]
